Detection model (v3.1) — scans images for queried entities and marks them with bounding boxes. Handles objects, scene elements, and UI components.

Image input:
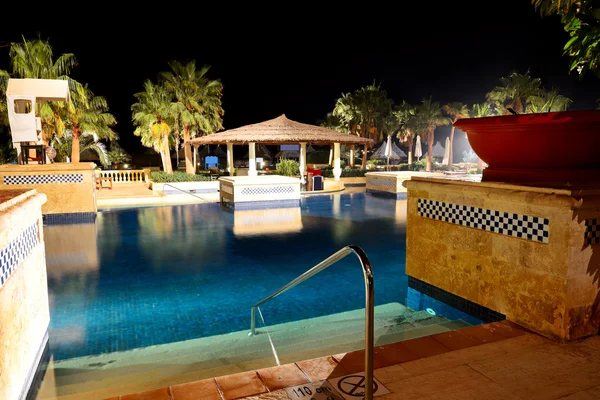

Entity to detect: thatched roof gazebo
[187,114,374,181]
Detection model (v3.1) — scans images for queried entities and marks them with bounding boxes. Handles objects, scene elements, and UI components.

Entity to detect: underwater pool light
[426,308,436,315]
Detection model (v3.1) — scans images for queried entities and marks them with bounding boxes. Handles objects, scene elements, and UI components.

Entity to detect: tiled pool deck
[103,321,600,399]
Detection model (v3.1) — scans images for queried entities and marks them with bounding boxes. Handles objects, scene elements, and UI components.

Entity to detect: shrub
[276,159,300,176]
[467,168,483,174]
[150,171,212,182]
[321,167,368,178]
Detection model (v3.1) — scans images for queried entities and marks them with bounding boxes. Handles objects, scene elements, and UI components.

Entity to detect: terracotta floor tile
[295,356,349,381]
[558,391,598,399]
[486,320,527,339]
[383,365,520,400]
[374,364,413,385]
[468,340,600,400]
[431,330,480,351]
[257,363,309,391]
[332,348,395,373]
[215,371,266,400]
[456,324,510,344]
[170,378,221,400]
[104,398,120,400]
[585,385,600,397]
[121,388,171,400]
[239,389,290,399]
[399,335,452,359]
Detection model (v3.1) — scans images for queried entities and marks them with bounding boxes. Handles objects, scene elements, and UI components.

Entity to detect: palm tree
[394,102,420,165]
[160,61,224,174]
[442,102,469,165]
[63,87,117,162]
[52,130,109,167]
[486,70,543,114]
[0,37,84,144]
[415,97,450,172]
[332,93,360,135]
[528,89,572,112]
[132,80,180,174]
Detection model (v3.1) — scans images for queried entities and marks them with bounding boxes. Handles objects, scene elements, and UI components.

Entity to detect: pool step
[37,303,470,400]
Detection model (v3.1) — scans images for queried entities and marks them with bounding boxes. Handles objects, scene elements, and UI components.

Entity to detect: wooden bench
[96,176,113,190]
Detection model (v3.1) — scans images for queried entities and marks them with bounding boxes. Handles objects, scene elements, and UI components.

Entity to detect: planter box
[152,181,219,195]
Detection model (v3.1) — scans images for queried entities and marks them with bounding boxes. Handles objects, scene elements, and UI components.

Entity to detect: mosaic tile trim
[241,186,294,195]
[585,218,600,246]
[43,212,96,225]
[368,178,395,187]
[408,276,505,323]
[3,174,83,185]
[418,198,549,244]
[0,222,39,287]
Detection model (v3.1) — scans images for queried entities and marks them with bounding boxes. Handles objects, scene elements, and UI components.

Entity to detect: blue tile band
[43,212,96,225]
[408,276,505,323]
[418,198,549,244]
[3,174,84,185]
[222,199,301,210]
[0,222,39,287]
[585,218,600,246]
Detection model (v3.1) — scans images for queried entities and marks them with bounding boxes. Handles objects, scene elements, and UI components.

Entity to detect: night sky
[2,2,600,157]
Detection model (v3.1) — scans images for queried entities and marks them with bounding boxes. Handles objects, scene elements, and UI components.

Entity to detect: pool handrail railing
[249,245,374,400]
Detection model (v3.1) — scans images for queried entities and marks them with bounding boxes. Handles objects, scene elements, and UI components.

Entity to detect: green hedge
[276,160,300,177]
[321,167,368,178]
[150,171,213,182]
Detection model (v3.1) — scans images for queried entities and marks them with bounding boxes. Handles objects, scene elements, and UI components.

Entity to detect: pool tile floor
[102,320,600,400]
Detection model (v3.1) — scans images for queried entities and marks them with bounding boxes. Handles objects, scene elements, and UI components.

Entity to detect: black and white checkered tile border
[418,198,549,244]
[0,222,39,287]
[585,218,600,246]
[241,186,294,195]
[3,174,84,185]
[368,178,395,187]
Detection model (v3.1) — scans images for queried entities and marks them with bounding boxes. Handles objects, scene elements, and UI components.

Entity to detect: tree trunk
[407,137,413,165]
[449,125,455,166]
[426,134,433,172]
[162,140,173,174]
[71,126,81,163]
[349,144,355,167]
[183,125,194,174]
[361,144,368,169]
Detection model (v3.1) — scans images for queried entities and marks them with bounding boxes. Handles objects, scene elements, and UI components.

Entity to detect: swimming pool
[43,193,481,362]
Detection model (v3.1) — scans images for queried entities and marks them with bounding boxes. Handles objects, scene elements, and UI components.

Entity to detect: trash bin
[313,175,323,191]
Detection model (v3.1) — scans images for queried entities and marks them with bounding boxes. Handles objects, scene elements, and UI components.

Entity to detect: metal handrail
[162,183,207,202]
[249,245,374,400]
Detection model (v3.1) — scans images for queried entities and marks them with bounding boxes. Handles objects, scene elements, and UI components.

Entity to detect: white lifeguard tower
[5,78,70,163]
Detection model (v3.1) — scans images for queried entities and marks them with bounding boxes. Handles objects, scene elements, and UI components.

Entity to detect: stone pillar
[329,144,333,166]
[404,176,600,342]
[248,142,257,177]
[333,142,341,181]
[350,144,355,168]
[299,142,307,184]
[226,143,234,175]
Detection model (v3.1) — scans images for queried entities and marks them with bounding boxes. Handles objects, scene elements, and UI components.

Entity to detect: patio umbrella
[414,135,422,159]
[442,137,450,165]
[384,134,392,170]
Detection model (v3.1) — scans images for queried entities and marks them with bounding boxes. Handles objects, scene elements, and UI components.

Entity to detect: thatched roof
[187,114,374,146]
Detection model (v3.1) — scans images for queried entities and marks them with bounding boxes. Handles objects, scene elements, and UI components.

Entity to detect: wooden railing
[98,169,148,184]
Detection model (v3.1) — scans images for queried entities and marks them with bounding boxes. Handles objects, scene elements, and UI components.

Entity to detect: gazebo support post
[248,142,257,177]
[333,142,341,181]
[350,144,355,168]
[329,144,333,166]
[227,143,234,175]
[193,145,198,173]
[362,144,368,169]
[300,142,307,184]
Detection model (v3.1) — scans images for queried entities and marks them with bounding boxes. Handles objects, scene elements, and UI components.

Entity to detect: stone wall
[0,162,97,215]
[404,177,600,341]
[0,189,49,400]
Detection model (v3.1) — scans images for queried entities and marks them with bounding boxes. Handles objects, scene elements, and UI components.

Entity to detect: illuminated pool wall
[404,176,600,342]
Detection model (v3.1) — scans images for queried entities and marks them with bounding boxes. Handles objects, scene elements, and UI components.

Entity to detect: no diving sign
[285,374,390,400]
[327,373,390,400]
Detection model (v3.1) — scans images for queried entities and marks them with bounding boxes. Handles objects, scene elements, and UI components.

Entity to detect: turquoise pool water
[43,193,481,361]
